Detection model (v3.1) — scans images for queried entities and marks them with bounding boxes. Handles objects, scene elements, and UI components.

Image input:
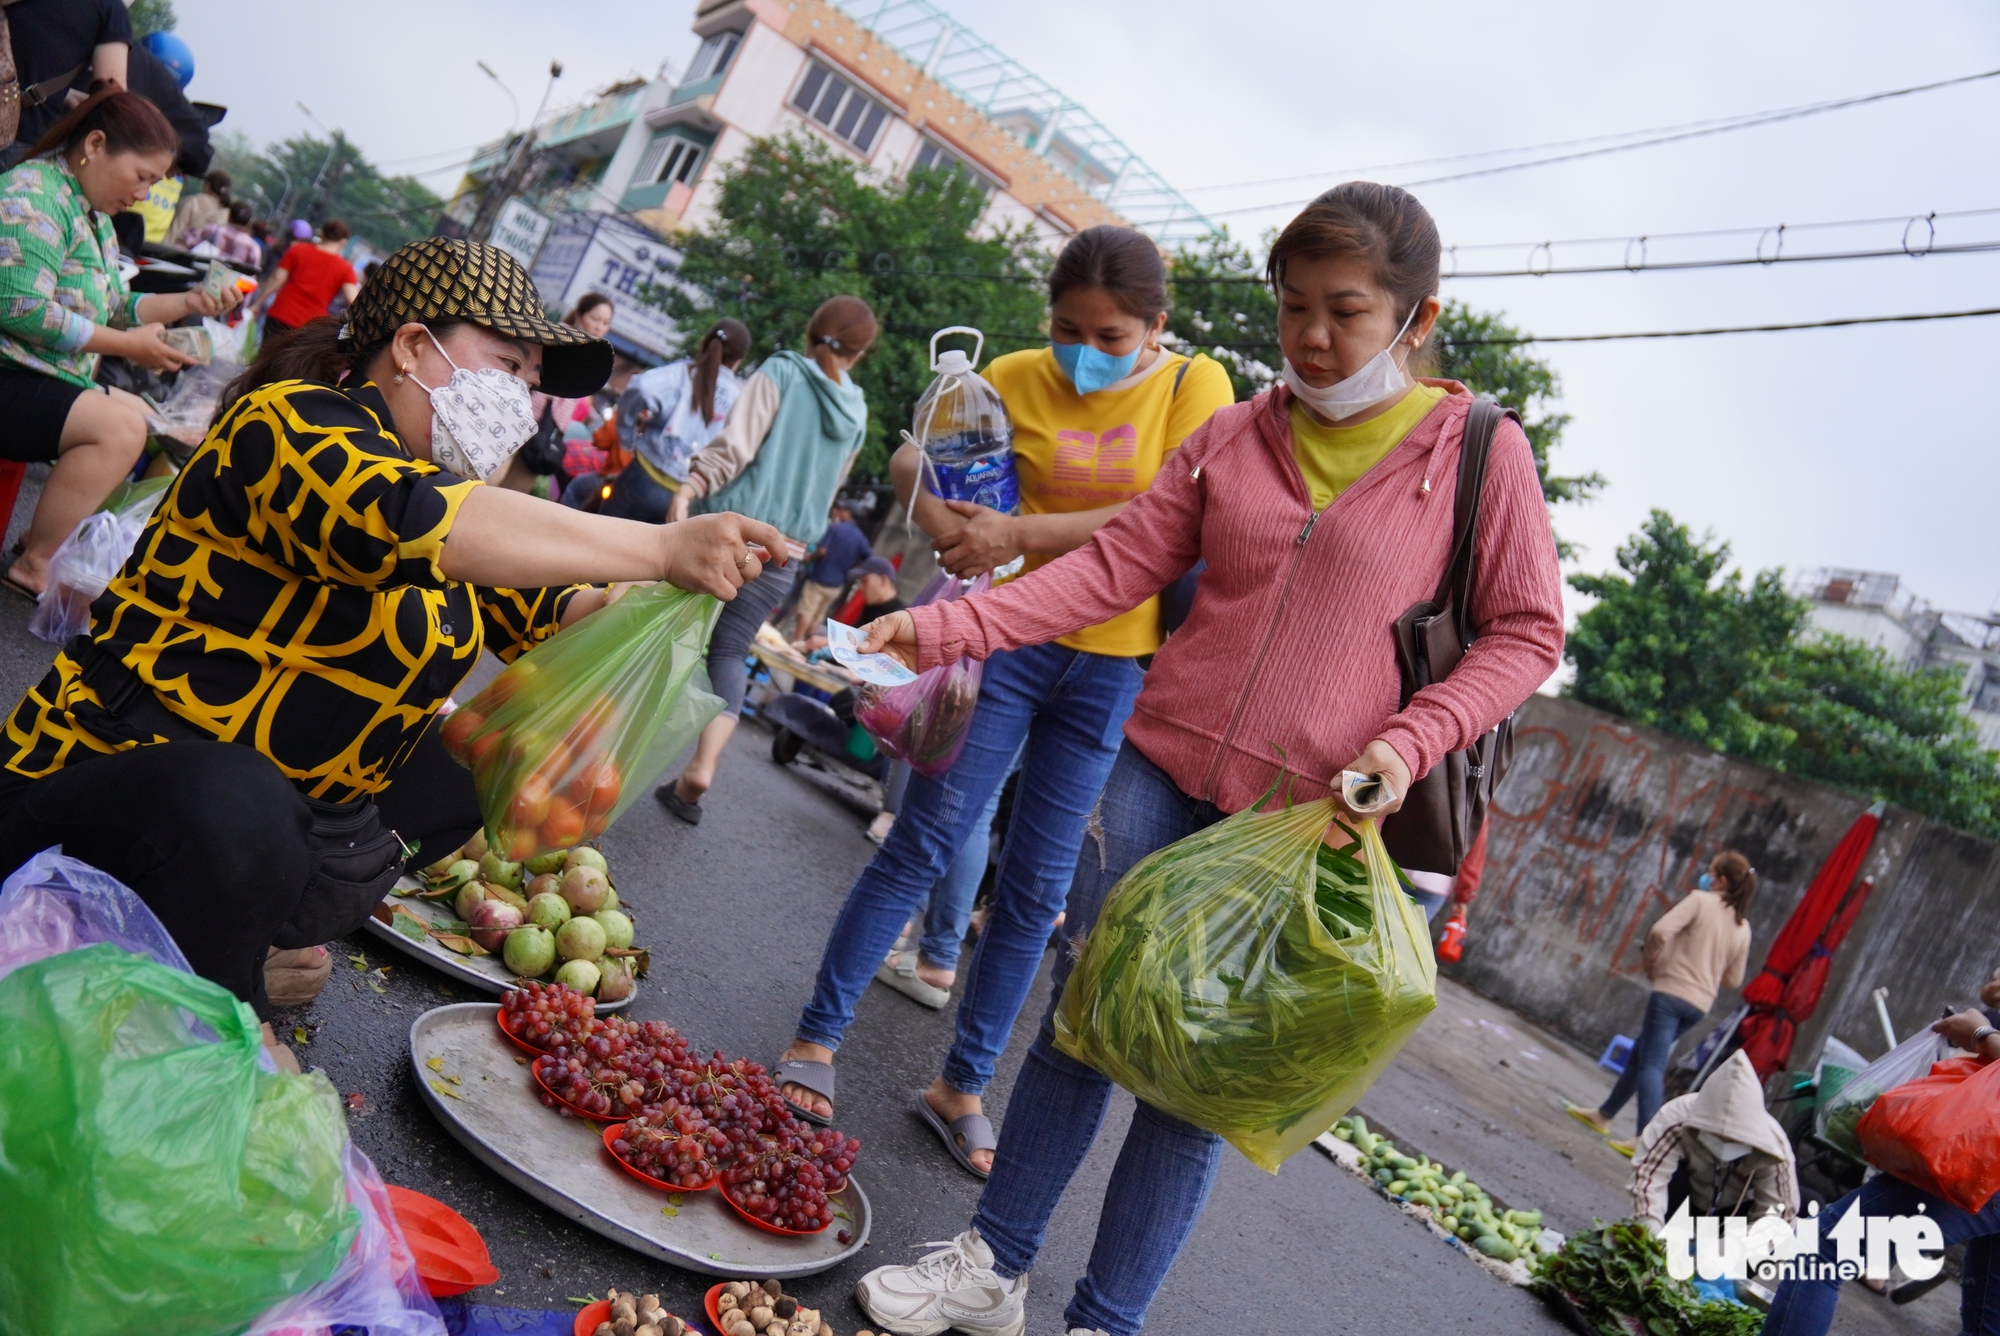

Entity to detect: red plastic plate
[718,1183,832,1237]
[601,1121,718,1193]
[494,1005,552,1056]
[573,1299,611,1336]
[530,1057,618,1122]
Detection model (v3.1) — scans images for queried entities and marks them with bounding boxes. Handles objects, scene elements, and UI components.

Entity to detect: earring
[393,366,407,385]
[77,155,88,167]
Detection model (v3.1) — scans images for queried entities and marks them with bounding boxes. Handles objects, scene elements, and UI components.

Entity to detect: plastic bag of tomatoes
[441,583,726,861]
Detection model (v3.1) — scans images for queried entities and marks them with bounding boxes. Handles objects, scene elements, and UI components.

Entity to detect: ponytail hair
[805,296,877,379]
[689,317,751,424]
[213,315,463,426]
[1710,850,1758,925]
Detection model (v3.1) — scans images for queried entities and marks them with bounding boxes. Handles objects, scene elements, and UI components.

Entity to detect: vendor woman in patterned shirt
[0,88,242,596]
[0,236,786,1041]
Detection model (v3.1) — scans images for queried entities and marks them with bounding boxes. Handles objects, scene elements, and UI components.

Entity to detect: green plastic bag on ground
[1055,803,1437,1171]
[0,944,356,1336]
[442,583,726,861]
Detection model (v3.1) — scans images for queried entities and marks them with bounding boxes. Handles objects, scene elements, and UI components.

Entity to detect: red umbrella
[1736,802,1883,1077]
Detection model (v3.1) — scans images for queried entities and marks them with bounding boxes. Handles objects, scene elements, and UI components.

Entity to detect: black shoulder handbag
[1380,399,1518,875]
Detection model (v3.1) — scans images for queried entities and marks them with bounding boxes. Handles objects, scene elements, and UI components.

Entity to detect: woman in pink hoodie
[851,182,1565,1336]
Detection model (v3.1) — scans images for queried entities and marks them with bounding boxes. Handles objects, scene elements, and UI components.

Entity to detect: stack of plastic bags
[0,849,443,1336]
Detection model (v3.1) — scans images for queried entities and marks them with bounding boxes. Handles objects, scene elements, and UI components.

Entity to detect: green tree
[1568,509,2000,836]
[210,130,442,254]
[129,0,176,38]
[1165,233,1595,529]
[1565,510,1803,752]
[647,132,1049,476]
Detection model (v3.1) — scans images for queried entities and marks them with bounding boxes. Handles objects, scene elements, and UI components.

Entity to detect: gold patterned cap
[341,236,612,398]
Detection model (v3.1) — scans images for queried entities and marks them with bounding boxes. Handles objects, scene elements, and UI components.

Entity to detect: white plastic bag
[1816,1027,1951,1159]
[27,477,169,644]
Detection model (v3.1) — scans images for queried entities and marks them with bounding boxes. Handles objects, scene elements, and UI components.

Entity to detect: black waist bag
[76,640,408,947]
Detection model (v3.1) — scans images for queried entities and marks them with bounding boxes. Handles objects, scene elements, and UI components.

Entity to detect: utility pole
[469,60,562,243]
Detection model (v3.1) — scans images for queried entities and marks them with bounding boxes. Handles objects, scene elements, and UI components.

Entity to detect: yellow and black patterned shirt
[4,378,583,802]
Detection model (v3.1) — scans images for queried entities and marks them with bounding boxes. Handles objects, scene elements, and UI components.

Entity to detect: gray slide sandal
[916,1092,995,1180]
[775,1058,835,1126]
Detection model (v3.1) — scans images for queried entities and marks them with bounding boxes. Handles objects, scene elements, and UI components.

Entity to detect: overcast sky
[181,0,2000,613]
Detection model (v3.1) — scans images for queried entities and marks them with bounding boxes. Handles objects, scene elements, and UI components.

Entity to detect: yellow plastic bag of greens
[0,944,356,1336]
[1055,803,1436,1171]
[442,583,726,862]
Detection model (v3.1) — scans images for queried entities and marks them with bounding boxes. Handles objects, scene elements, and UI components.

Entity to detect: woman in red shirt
[257,219,360,333]
[849,182,1565,1336]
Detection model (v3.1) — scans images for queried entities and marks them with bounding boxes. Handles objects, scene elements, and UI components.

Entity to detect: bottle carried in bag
[907,327,1016,515]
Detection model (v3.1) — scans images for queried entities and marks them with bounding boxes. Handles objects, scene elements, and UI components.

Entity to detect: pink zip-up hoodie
[908,380,1565,814]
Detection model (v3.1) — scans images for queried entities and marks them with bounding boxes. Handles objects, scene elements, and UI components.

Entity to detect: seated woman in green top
[0,236,785,1032]
[0,87,241,595]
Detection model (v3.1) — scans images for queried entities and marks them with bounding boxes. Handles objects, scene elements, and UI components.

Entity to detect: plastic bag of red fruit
[441,583,726,862]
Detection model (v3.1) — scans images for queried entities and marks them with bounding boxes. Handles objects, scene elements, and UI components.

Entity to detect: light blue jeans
[1599,989,1705,1137]
[972,742,1228,1336]
[796,641,1142,1094]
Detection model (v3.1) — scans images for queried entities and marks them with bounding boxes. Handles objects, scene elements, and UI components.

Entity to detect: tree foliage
[1165,231,1596,533]
[1568,510,2000,836]
[210,129,443,254]
[647,133,1049,476]
[129,0,176,38]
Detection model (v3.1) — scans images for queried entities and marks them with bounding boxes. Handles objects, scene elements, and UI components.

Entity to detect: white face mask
[405,329,537,481]
[1281,302,1419,422]
[1696,1129,1755,1162]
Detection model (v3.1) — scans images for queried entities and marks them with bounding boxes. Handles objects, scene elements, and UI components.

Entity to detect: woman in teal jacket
[658,295,876,823]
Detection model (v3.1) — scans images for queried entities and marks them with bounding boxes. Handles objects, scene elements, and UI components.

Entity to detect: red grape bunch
[501,979,596,1048]
[723,1150,836,1232]
[611,1106,721,1188]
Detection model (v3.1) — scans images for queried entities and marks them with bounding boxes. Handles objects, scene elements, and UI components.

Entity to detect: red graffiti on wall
[1485,721,1779,979]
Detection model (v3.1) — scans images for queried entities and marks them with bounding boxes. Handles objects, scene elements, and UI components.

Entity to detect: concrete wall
[1448,695,2000,1075]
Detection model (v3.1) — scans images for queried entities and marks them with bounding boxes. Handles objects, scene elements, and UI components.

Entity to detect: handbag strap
[1429,399,1516,648]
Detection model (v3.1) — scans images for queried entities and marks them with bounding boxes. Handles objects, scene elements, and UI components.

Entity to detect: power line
[1441,204,2000,255]
[1169,306,2000,350]
[1201,65,2000,219]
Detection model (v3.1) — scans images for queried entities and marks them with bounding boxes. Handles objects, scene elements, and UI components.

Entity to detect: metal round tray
[409,1003,870,1279]
[364,879,633,1010]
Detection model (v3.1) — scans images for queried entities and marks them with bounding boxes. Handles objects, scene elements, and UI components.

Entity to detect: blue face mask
[1697,872,1714,890]
[1051,340,1139,395]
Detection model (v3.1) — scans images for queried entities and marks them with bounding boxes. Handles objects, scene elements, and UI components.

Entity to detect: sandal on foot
[655,785,702,825]
[916,1093,995,1180]
[264,945,331,1008]
[775,1058,834,1126]
[0,570,38,603]
[875,951,951,1009]
[1564,1102,1610,1135]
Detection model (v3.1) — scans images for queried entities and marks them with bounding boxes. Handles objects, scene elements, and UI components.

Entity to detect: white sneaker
[1067,1329,1111,1336]
[855,1228,1026,1336]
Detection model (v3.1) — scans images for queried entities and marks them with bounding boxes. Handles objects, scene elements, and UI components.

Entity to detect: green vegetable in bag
[1055,802,1436,1171]
[442,582,727,861]
[0,944,355,1336]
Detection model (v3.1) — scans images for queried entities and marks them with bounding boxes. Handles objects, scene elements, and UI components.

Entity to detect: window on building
[910,139,990,193]
[1975,664,2000,714]
[689,30,741,82]
[636,134,705,188]
[790,60,889,154]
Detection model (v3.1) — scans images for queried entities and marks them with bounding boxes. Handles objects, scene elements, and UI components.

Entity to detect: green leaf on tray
[391,911,427,943]
[430,933,488,956]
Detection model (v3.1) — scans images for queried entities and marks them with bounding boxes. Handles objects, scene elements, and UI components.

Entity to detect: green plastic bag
[442,582,726,861]
[0,944,355,1336]
[1055,803,1437,1171]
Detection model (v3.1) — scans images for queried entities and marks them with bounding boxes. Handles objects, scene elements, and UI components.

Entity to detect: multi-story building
[1792,567,2000,751]
[452,0,1209,357]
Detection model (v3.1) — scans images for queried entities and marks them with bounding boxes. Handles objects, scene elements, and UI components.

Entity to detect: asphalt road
[0,485,1570,1334]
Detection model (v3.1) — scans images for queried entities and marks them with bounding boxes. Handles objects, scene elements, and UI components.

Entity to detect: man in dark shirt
[790,500,871,638]
[2,0,129,166]
[852,555,905,625]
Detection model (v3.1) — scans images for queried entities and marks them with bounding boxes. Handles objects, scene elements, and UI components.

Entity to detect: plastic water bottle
[909,326,1017,514]
[1437,907,1467,963]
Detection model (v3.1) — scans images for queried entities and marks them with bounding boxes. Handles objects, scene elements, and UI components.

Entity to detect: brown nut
[773,1297,799,1319]
[613,1317,637,1336]
[763,1279,784,1298]
[636,1326,661,1336]
[663,1319,685,1336]
[817,1325,833,1336]
[748,1307,773,1328]
[718,1294,739,1312]
[726,1282,752,1301]
[594,1325,616,1336]
[640,1295,661,1315]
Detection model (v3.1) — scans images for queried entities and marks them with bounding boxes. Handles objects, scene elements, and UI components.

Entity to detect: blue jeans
[972,742,1227,1336]
[1764,1173,2000,1335]
[559,472,603,508]
[919,754,1011,973]
[1599,990,1705,1136]
[796,642,1142,1094]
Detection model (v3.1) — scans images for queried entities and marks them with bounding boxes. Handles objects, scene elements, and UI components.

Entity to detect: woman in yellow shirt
[776,226,1232,1177]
